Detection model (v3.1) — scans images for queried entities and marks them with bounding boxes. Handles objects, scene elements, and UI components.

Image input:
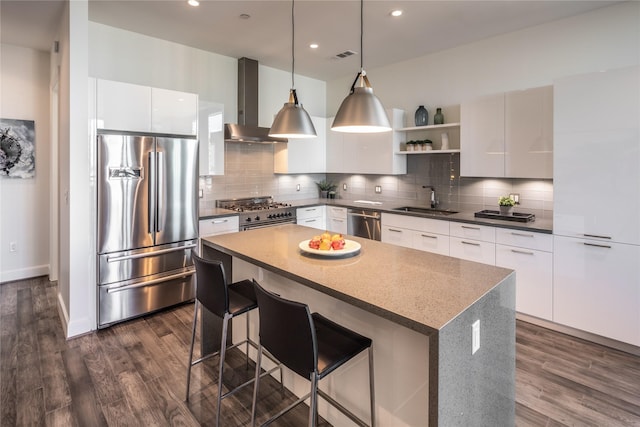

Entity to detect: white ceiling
[1,0,619,81]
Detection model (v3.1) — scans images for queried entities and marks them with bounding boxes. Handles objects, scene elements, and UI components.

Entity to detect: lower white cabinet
[496,229,553,320]
[381,213,449,256]
[449,223,496,264]
[326,206,348,234]
[296,206,326,231]
[199,216,239,237]
[553,235,640,347]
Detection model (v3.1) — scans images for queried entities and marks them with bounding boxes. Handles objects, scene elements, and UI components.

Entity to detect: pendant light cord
[360,0,363,71]
[291,0,295,89]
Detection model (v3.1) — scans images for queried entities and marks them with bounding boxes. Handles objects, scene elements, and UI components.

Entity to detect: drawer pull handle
[461,241,480,246]
[511,232,533,238]
[106,269,195,293]
[304,219,316,223]
[583,234,612,240]
[107,243,196,262]
[333,219,345,223]
[387,228,402,233]
[420,234,438,239]
[511,249,534,255]
[583,242,612,249]
[211,219,228,224]
[461,225,481,230]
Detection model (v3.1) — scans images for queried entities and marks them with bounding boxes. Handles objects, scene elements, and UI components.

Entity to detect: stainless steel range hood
[224,57,287,143]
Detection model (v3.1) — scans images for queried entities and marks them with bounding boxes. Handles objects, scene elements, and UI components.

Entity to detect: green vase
[434,108,444,125]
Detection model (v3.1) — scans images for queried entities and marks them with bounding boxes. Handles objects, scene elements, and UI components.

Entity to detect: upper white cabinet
[151,88,198,135]
[553,66,640,245]
[326,109,406,175]
[96,79,197,136]
[274,117,326,174]
[198,100,225,176]
[97,79,152,132]
[505,86,553,178]
[461,85,553,179]
[460,93,505,177]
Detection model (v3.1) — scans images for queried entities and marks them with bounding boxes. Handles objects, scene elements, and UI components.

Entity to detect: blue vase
[415,105,428,126]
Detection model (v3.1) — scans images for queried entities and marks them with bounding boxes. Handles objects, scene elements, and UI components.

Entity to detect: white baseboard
[0,265,49,284]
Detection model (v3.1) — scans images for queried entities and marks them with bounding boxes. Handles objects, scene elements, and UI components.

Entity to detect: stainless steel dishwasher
[347,208,381,241]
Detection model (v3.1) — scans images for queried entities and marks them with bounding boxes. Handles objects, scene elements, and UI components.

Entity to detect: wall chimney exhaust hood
[224,57,287,143]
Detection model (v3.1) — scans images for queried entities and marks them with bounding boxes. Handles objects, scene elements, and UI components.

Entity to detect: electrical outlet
[296,184,300,191]
[509,193,520,205]
[375,185,382,194]
[472,320,480,354]
[199,189,204,198]
[343,183,347,191]
[9,242,17,252]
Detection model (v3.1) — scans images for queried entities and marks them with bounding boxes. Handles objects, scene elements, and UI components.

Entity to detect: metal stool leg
[215,312,231,427]
[250,344,263,427]
[308,373,319,427]
[185,300,199,401]
[369,347,376,427]
[245,311,251,370]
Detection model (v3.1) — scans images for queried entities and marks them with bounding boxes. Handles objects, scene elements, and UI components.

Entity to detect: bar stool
[251,281,375,427]
[186,252,282,426]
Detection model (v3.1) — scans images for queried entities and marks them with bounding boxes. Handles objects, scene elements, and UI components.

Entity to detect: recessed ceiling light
[309,43,319,49]
[390,10,403,17]
[188,0,199,6]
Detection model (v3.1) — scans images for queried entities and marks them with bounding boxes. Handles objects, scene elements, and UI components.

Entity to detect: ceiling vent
[334,50,358,59]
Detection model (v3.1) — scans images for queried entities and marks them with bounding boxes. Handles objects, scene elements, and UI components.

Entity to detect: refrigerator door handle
[157,151,165,232]
[106,243,197,263]
[106,269,195,293]
[148,152,156,234]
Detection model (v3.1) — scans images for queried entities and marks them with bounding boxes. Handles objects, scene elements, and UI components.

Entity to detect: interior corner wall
[327,2,640,118]
[0,44,51,283]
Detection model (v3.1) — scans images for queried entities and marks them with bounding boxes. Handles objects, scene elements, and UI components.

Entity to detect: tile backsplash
[200,144,553,219]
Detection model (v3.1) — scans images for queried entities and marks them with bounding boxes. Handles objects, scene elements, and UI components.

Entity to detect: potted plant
[405,140,416,151]
[498,196,516,215]
[316,180,337,198]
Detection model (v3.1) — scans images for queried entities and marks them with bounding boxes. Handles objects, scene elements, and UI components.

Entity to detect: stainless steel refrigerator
[97,131,198,328]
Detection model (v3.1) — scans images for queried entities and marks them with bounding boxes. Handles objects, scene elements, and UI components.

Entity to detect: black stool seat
[227,279,258,315]
[251,281,375,427]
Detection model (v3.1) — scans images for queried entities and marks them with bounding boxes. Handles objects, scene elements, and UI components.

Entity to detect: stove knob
[267,214,273,219]
[276,213,282,218]
[287,212,292,217]
[246,217,252,222]
[255,216,260,221]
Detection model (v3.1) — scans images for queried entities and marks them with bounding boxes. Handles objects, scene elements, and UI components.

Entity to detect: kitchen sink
[392,206,459,216]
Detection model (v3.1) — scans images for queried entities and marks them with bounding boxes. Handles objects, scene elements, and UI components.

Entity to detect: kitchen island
[201,224,515,426]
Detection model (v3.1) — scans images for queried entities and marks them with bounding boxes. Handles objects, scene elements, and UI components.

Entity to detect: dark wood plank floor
[1,277,639,426]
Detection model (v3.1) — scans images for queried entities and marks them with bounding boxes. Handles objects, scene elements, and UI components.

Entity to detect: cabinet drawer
[327,217,348,234]
[412,230,449,256]
[382,213,449,235]
[381,225,413,249]
[327,206,348,220]
[496,228,552,252]
[297,206,325,220]
[199,216,239,237]
[450,223,496,243]
[450,237,495,265]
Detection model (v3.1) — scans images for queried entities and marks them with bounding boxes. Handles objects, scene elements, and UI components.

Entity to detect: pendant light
[332,0,391,133]
[269,0,317,138]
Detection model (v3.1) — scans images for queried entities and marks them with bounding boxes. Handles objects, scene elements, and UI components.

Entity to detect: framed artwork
[0,118,35,178]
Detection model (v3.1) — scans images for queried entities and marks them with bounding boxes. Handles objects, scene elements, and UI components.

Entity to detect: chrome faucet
[422,185,438,208]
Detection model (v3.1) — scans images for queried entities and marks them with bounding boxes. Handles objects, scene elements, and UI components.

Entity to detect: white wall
[0,44,51,283]
[56,0,94,338]
[327,2,640,121]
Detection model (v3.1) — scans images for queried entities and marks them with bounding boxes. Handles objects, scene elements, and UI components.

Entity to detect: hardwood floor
[1,276,639,426]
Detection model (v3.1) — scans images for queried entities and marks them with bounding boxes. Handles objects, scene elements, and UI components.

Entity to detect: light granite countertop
[200,197,553,234]
[201,224,514,334]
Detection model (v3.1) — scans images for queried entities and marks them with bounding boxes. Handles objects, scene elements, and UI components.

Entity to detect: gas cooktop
[216,196,292,212]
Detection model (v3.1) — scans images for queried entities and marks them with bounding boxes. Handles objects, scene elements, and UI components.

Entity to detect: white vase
[441,132,449,150]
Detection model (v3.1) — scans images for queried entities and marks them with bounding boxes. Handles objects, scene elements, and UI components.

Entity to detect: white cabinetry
[461,86,553,178]
[449,223,496,265]
[97,79,152,132]
[96,79,197,136]
[553,236,640,346]
[199,216,239,237]
[496,229,553,320]
[381,213,449,255]
[296,206,326,231]
[326,109,406,175]
[274,116,326,174]
[326,206,348,234]
[553,66,640,245]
